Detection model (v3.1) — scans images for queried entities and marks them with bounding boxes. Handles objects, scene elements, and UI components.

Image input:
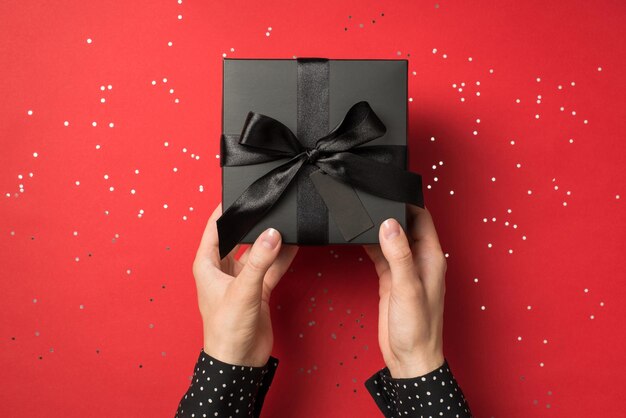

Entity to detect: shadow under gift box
[221,58,411,247]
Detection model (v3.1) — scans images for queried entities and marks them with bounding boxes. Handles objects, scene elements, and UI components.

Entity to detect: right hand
[363,204,447,378]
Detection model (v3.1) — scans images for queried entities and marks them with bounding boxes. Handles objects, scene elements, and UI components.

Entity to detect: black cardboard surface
[221,58,409,245]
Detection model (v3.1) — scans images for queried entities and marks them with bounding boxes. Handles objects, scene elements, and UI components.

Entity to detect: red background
[2,1,625,417]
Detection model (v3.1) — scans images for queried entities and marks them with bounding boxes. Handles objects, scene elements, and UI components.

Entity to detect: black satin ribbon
[216,100,424,259]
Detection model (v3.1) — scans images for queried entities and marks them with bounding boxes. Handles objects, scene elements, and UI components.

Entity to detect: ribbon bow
[217,100,424,258]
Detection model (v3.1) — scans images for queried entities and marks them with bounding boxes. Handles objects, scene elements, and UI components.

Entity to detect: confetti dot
[536,77,541,82]
[527,305,532,310]
[480,305,486,310]
[33,152,38,158]
[590,315,595,320]
[476,118,480,123]
[597,66,602,71]
[491,177,496,182]
[64,121,69,126]
[109,122,114,128]
[474,278,479,283]
[100,98,106,103]
[163,78,168,83]
[449,190,454,195]
[75,181,80,186]
[177,14,182,20]
[543,339,548,344]
[86,38,92,44]
[168,41,173,47]
[473,130,478,136]
[517,336,522,341]
[487,243,492,248]
[27,110,33,115]
[92,121,97,127]
[468,57,473,62]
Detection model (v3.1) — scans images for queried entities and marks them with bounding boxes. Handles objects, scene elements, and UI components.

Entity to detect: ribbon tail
[315,152,424,208]
[217,156,306,259]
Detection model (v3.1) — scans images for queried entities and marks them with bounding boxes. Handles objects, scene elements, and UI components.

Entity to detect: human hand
[192,203,299,367]
[363,204,446,378]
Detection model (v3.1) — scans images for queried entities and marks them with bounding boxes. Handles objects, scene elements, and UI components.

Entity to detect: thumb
[235,227,282,298]
[379,218,418,289]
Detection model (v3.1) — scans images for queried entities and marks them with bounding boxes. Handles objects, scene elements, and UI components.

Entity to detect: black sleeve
[175,349,279,418]
[364,358,473,417]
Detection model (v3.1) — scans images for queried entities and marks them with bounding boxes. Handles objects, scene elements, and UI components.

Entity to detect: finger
[379,218,421,295]
[407,204,443,253]
[235,227,283,299]
[195,203,224,269]
[262,245,299,294]
[407,204,446,301]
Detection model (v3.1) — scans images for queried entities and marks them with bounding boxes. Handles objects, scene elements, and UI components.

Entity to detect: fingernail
[382,218,400,240]
[261,228,280,249]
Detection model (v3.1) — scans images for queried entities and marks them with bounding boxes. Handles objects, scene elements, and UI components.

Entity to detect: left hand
[192,203,299,367]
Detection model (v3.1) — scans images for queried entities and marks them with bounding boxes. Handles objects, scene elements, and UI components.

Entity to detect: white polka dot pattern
[176,351,471,417]
[364,359,473,417]
[175,349,279,418]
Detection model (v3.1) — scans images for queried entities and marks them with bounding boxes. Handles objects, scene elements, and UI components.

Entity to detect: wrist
[387,351,445,378]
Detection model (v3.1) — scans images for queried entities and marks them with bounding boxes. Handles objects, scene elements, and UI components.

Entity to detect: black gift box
[217,57,423,258]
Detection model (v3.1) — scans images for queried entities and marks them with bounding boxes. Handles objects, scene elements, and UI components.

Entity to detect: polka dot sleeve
[175,349,279,418]
[364,358,473,417]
